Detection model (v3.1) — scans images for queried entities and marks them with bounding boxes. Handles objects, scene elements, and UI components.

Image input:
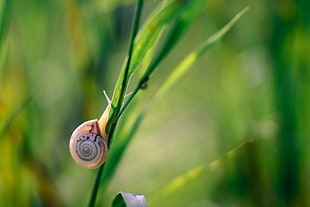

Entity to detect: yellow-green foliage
[1,0,310,206]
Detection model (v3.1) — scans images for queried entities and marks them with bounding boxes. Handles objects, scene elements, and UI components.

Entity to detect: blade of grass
[102,0,208,193]
[99,7,248,194]
[142,0,209,79]
[116,0,208,120]
[107,0,144,139]
[99,99,142,191]
[128,0,188,75]
[90,1,196,205]
[0,0,11,49]
[0,95,34,137]
[107,0,189,144]
[98,31,162,193]
[98,29,163,191]
[88,1,144,207]
[149,138,254,206]
[0,0,11,77]
[152,7,249,101]
[109,0,186,119]
[118,6,249,124]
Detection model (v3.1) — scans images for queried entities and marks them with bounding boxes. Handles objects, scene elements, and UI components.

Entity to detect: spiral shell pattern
[69,120,108,169]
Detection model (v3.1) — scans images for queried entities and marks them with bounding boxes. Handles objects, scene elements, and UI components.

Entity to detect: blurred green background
[1,0,310,206]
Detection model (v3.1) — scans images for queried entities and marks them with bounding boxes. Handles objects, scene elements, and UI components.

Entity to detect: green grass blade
[99,7,248,194]
[110,0,185,113]
[197,7,249,56]
[88,1,144,206]
[0,95,33,137]
[142,0,208,79]
[100,99,143,191]
[128,0,186,75]
[0,0,11,76]
[99,35,161,190]
[116,0,209,120]
[0,0,11,49]
[119,6,248,122]
[153,7,249,101]
[107,0,186,140]
[109,0,144,130]
[149,139,254,206]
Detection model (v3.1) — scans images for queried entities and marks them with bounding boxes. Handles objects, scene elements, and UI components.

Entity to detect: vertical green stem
[115,18,184,119]
[88,165,104,207]
[115,0,144,115]
[88,1,143,206]
[108,0,144,143]
[0,0,11,49]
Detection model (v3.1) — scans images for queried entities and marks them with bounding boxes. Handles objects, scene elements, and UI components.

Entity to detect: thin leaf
[100,1,204,194]
[118,6,249,126]
[149,139,254,205]
[129,0,186,75]
[142,0,208,79]
[0,95,33,138]
[0,0,11,49]
[88,1,144,207]
[118,0,209,118]
[110,0,186,114]
[100,99,142,190]
[0,0,11,77]
[99,35,161,190]
[112,192,148,207]
[108,0,144,131]
[99,7,248,193]
[152,7,249,102]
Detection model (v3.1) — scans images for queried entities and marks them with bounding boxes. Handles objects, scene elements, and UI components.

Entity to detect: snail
[69,91,112,169]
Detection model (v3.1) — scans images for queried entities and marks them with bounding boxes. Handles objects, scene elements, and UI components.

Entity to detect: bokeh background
[1,0,310,206]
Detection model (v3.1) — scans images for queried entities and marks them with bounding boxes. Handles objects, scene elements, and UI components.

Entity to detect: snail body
[69,91,111,169]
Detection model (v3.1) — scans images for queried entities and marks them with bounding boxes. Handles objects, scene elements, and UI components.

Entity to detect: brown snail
[69,91,111,169]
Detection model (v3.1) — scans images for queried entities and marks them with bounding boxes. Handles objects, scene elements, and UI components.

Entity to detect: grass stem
[87,1,144,206]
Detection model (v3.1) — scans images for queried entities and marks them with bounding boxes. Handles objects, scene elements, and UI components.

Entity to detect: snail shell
[69,91,111,169]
